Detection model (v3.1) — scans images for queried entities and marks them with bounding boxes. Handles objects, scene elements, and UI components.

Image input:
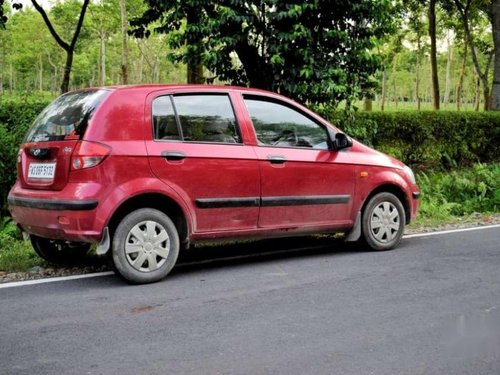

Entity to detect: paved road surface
[1,227,500,375]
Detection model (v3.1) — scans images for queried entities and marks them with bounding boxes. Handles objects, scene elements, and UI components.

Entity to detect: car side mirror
[328,130,353,151]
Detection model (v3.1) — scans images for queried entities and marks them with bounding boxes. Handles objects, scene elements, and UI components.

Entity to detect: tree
[491,0,500,110]
[428,0,441,110]
[1,7,62,93]
[31,0,90,93]
[119,0,129,84]
[442,31,453,107]
[407,1,428,110]
[131,0,396,107]
[88,0,119,86]
[454,0,493,110]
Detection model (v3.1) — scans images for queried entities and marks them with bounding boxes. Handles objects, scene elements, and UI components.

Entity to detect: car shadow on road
[170,235,373,276]
[70,236,386,287]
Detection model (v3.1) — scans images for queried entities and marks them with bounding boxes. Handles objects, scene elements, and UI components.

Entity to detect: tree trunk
[475,76,481,111]
[392,55,398,109]
[443,32,453,107]
[187,59,204,84]
[380,67,387,111]
[38,54,43,92]
[491,0,500,110]
[484,51,495,110]
[61,50,74,93]
[0,34,4,95]
[186,8,204,84]
[119,0,129,84]
[456,42,468,111]
[416,37,421,111]
[46,52,58,95]
[235,40,272,90]
[138,53,144,83]
[154,58,160,83]
[99,34,106,86]
[483,86,491,111]
[0,59,3,95]
[429,0,440,110]
[490,14,500,109]
[9,62,13,93]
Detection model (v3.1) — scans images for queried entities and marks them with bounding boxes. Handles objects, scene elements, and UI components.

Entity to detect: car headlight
[403,165,416,185]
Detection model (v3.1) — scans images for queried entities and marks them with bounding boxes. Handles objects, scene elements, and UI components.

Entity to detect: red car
[8,85,419,284]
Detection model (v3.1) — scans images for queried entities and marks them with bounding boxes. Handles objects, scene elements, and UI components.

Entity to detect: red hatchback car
[8,85,419,283]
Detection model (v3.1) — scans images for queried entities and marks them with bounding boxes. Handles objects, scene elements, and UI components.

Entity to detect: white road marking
[1,224,499,289]
[0,271,114,289]
[403,224,500,239]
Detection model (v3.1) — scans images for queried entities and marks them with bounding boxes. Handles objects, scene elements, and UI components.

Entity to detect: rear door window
[24,90,109,143]
[152,94,241,144]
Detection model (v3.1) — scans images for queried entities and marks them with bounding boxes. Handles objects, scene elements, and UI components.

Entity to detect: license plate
[28,163,56,179]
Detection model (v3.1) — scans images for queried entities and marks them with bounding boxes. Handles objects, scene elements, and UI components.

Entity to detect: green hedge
[1,100,500,215]
[316,109,500,171]
[0,99,51,214]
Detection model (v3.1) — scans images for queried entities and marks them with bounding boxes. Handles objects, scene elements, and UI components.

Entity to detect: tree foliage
[131,0,397,106]
[0,0,497,110]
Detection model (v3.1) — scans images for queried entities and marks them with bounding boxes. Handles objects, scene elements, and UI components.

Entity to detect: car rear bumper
[7,196,98,211]
[8,184,106,243]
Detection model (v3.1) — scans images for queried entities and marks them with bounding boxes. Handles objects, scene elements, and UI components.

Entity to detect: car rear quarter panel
[84,89,146,142]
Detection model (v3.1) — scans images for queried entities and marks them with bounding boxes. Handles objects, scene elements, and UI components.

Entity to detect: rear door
[145,91,261,233]
[242,95,356,228]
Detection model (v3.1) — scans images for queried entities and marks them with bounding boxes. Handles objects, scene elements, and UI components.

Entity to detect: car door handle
[161,151,186,161]
[267,155,287,164]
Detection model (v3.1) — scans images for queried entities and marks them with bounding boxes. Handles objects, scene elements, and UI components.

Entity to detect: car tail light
[71,141,111,171]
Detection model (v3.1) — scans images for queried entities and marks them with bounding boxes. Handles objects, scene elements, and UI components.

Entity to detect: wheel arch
[361,184,411,225]
[106,192,191,248]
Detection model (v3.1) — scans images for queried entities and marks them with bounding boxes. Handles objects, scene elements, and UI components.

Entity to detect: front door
[243,95,356,228]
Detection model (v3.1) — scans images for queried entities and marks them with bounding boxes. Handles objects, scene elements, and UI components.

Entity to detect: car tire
[361,192,405,251]
[111,208,179,284]
[30,235,91,264]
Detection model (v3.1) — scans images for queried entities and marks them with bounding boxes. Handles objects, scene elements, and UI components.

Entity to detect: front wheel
[360,192,405,251]
[111,208,180,284]
[30,235,91,264]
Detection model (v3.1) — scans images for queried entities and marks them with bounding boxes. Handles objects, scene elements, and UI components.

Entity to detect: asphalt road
[1,227,500,375]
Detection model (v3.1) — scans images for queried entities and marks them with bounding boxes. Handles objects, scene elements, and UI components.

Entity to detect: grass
[0,219,45,273]
[416,163,500,220]
[1,163,498,275]
[0,240,43,273]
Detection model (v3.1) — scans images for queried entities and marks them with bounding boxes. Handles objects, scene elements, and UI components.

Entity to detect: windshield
[24,90,109,143]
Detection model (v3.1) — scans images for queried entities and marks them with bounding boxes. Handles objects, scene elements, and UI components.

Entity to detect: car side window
[152,96,181,141]
[173,94,241,144]
[243,96,329,150]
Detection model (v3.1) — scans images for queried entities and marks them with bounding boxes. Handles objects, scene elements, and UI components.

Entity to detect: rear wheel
[111,208,179,284]
[30,235,91,264]
[361,192,405,251]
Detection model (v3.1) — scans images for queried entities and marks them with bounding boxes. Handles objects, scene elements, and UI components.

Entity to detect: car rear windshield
[24,90,109,143]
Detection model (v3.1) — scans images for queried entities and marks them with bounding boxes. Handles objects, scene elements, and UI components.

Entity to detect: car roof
[89,84,275,95]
